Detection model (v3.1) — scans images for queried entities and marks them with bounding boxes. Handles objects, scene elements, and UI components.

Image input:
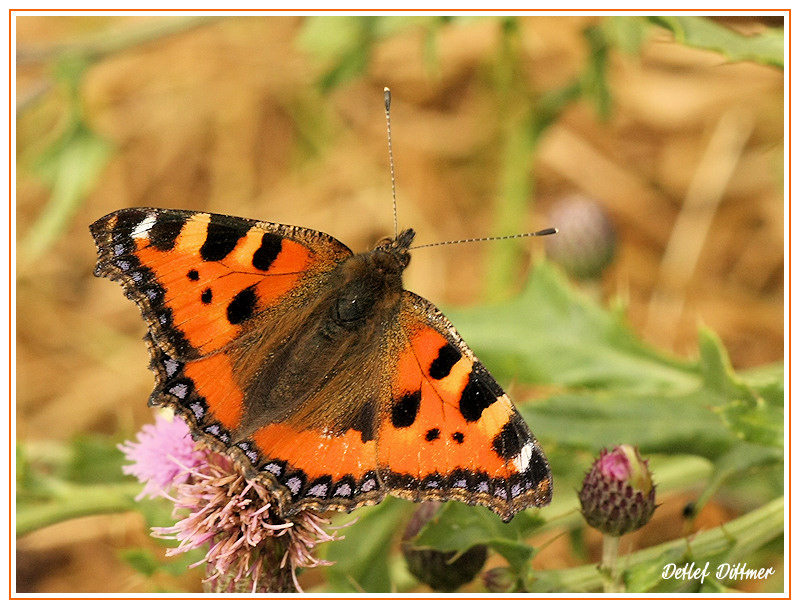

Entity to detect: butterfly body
[91,208,551,521]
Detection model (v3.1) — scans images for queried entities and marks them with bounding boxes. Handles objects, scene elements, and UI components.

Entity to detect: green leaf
[525,391,734,459]
[16,481,141,536]
[67,434,128,484]
[119,545,205,581]
[298,16,451,92]
[298,16,380,92]
[650,16,784,68]
[691,442,783,517]
[698,329,784,448]
[603,16,651,55]
[411,502,546,581]
[582,26,613,120]
[697,328,749,396]
[447,262,698,392]
[16,436,139,536]
[715,398,784,448]
[323,498,413,592]
[119,548,163,578]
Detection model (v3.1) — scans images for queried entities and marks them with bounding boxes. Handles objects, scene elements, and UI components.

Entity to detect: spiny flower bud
[545,195,617,280]
[579,445,656,536]
[482,566,516,593]
[402,503,488,592]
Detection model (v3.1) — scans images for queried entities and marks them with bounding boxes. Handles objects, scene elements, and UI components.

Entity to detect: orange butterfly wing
[376,293,551,521]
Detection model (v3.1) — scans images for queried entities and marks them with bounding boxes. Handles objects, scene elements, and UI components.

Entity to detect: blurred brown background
[15,15,783,593]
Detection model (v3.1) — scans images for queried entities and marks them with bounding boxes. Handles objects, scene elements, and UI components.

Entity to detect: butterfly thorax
[234,227,416,438]
[333,228,415,326]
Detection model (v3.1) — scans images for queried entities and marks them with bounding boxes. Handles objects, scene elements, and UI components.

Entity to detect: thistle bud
[402,503,488,592]
[545,195,616,280]
[579,445,656,536]
[482,566,516,593]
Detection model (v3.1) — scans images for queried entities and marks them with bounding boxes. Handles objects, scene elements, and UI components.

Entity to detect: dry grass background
[15,15,783,593]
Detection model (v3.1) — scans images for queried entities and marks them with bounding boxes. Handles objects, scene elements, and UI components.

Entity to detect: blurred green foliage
[649,15,784,67]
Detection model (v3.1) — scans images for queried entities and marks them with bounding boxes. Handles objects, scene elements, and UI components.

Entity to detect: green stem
[485,110,537,301]
[204,537,298,593]
[16,482,143,537]
[529,496,784,593]
[600,534,622,592]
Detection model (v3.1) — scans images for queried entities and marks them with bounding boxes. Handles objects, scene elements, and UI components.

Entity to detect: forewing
[90,207,353,360]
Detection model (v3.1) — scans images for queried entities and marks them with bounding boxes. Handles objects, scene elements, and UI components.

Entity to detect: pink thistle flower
[120,414,338,593]
[119,414,204,500]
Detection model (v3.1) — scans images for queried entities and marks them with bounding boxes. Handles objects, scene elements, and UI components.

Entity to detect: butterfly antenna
[382,87,557,249]
[411,227,558,250]
[384,87,399,239]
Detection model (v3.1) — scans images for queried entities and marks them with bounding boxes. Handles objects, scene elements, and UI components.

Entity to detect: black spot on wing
[428,343,461,380]
[227,285,258,324]
[148,216,185,251]
[201,288,213,304]
[392,390,421,428]
[350,400,377,443]
[200,217,249,261]
[252,233,283,271]
[187,269,200,281]
[492,419,524,460]
[459,362,503,422]
[425,428,440,442]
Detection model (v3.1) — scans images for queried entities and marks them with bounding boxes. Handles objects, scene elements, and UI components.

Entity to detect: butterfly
[90,207,552,522]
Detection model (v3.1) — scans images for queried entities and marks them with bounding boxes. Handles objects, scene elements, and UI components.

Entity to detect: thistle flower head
[545,195,617,280]
[579,445,656,537]
[120,413,337,592]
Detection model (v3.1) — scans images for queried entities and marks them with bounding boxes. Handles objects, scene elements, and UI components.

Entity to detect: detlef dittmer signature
[662,562,775,585]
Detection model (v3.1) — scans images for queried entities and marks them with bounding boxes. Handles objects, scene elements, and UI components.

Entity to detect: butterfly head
[374,228,415,270]
[375,228,416,258]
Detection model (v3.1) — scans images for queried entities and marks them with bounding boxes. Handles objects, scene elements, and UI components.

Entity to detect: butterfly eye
[396,251,410,268]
